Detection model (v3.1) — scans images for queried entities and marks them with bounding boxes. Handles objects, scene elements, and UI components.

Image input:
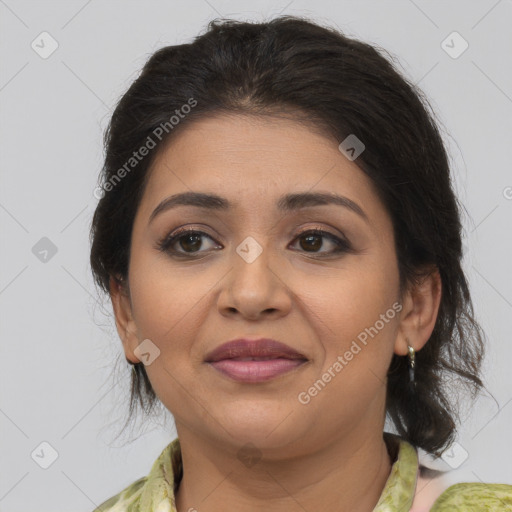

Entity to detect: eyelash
[156,226,353,258]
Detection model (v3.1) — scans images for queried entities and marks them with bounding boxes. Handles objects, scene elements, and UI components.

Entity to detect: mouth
[204,338,308,383]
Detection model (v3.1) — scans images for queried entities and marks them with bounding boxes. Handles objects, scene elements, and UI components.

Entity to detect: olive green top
[92,433,512,511]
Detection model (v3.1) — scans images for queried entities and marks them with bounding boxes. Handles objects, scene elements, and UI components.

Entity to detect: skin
[110,113,442,512]
[411,470,450,511]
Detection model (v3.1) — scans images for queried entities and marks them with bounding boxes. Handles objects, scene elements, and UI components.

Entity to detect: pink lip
[204,338,308,383]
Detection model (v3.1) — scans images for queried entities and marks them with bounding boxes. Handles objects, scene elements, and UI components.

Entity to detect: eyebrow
[148,191,369,224]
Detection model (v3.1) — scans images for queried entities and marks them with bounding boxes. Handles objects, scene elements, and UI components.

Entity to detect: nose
[216,241,292,321]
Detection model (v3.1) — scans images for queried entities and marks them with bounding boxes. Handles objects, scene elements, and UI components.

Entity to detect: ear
[394,265,442,356]
[109,275,140,364]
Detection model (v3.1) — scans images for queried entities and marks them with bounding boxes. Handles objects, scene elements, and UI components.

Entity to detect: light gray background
[1,1,511,511]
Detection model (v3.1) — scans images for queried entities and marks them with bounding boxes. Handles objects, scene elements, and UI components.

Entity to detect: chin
[218,411,302,447]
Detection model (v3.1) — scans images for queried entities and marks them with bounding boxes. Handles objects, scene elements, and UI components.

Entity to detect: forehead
[139,113,386,223]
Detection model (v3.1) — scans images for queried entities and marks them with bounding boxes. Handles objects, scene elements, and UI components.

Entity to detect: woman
[89,16,512,511]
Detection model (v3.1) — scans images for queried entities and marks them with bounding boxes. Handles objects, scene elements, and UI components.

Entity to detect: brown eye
[299,233,323,252]
[291,229,351,255]
[157,227,352,259]
[158,229,220,256]
[177,233,203,253]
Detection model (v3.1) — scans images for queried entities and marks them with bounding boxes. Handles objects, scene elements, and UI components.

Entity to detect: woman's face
[114,113,409,457]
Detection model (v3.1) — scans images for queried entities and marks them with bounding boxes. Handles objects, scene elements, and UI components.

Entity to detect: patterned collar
[107,432,419,511]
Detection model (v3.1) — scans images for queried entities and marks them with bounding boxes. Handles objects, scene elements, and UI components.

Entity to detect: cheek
[307,260,398,331]
[297,270,399,427]
[301,258,400,379]
[127,256,209,411]
[128,249,209,337]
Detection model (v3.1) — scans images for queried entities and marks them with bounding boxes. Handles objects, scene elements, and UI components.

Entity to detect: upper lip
[204,338,307,362]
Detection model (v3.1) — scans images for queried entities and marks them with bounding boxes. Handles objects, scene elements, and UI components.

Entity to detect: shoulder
[430,482,512,511]
[90,437,181,512]
[91,476,147,512]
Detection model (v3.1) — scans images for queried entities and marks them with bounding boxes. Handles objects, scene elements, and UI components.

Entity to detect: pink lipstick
[204,338,308,383]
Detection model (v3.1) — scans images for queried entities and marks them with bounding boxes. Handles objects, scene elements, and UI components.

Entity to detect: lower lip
[208,358,307,382]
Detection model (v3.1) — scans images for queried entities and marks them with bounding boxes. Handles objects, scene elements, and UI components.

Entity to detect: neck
[174,426,393,512]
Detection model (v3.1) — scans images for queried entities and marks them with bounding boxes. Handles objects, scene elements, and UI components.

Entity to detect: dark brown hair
[90,15,487,456]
